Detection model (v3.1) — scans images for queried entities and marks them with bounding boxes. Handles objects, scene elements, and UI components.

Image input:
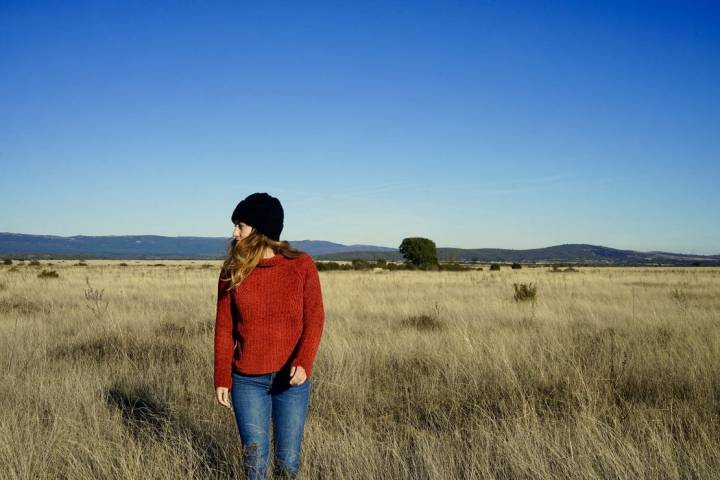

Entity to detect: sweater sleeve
[213,271,235,389]
[291,255,325,377]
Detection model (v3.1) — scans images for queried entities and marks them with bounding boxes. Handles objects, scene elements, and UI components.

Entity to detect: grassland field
[0,260,719,479]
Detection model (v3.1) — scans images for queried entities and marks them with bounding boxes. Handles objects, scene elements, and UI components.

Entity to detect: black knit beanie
[231,192,284,241]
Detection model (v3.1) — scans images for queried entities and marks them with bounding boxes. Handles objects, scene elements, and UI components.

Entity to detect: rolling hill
[0,232,717,266]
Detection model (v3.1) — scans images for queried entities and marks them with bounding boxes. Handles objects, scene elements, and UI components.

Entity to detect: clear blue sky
[1,1,718,254]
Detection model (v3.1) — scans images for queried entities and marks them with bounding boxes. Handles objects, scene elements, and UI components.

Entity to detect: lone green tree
[399,237,439,269]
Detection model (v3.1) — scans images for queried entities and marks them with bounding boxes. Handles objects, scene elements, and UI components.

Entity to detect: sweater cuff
[214,370,232,390]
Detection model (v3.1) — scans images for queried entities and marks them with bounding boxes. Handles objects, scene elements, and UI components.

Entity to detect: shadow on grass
[104,383,239,477]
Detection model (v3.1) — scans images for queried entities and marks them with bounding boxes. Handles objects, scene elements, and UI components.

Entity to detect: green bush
[316,261,337,271]
[489,264,501,271]
[316,261,352,271]
[29,260,41,266]
[511,263,522,269]
[352,259,372,270]
[2,258,12,265]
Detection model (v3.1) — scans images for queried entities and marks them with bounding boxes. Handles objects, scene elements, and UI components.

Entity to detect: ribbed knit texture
[213,252,325,389]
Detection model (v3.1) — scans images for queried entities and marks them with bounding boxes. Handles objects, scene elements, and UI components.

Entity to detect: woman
[214,192,325,480]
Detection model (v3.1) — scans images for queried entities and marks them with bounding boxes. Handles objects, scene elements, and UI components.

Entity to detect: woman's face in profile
[233,222,253,241]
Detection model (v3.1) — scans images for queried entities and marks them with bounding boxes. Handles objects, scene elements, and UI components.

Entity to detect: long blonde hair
[220,228,305,293]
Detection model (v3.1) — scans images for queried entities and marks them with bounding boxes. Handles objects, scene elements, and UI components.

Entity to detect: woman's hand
[216,387,231,409]
[289,365,307,385]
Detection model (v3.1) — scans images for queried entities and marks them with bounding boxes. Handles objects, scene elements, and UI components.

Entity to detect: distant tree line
[315,237,472,272]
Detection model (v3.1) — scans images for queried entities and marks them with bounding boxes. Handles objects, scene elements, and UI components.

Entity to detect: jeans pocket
[290,377,311,388]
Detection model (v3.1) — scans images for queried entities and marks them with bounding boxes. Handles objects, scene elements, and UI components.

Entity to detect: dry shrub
[400,313,445,331]
[37,269,60,279]
[513,282,537,302]
[155,319,214,338]
[670,287,690,310]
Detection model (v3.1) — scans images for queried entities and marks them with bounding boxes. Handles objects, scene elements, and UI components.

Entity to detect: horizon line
[0,231,717,257]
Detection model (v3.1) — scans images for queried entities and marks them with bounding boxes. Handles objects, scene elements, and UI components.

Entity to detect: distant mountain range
[0,232,718,266]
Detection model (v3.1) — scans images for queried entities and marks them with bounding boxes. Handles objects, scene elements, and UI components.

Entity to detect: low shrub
[513,282,537,303]
[37,269,60,279]
[352,259,372,270]
[316,261,341,271]
[400,313,445,331]
[155,319,214,337]
[670,288,690,310]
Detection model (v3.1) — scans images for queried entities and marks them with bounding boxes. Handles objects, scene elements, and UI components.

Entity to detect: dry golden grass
[1,260,719,479]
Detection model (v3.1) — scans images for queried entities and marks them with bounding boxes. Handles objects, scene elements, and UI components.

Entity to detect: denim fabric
[230,363,312,480]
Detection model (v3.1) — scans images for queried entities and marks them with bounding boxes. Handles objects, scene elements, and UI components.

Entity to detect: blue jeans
[230,363,312,480]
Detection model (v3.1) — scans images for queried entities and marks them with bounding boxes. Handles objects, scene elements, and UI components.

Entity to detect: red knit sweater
[213,252,325,389]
